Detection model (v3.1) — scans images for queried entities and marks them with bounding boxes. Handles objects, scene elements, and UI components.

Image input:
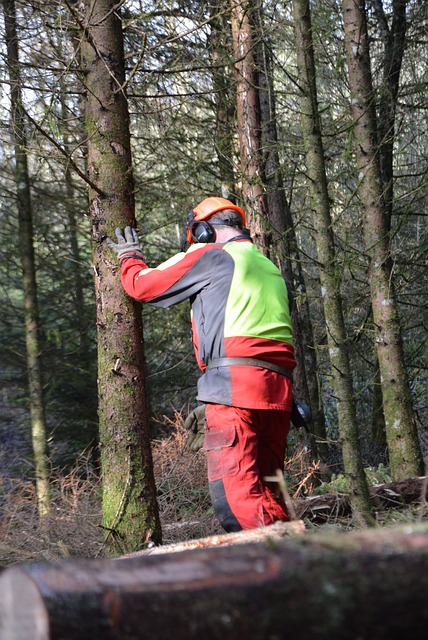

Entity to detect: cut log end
[0,568,49,640]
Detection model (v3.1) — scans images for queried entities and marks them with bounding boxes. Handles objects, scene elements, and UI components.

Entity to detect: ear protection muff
[189,219,215,244]
[185,212,215,245]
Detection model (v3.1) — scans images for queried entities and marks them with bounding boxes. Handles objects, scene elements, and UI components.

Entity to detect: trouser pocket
[204,423,239,481]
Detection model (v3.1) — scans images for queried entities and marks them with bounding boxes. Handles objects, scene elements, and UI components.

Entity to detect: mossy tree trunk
[370,0,407,443]
[293,0,373,523]
[372,365,387,446]
[342,0,424,480]
[79,0,161,554]
[2,0,51,518]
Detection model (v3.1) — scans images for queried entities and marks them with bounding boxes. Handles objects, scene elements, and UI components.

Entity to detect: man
[107,196,295,532]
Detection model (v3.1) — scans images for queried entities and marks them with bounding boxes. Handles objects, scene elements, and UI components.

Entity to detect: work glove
[183,404,206,452]
[106,226,144,263]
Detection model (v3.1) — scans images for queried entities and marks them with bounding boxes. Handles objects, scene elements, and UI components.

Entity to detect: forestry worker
[106,196,296,532]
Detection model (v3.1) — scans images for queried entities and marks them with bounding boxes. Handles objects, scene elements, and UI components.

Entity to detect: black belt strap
[206,357,293,380]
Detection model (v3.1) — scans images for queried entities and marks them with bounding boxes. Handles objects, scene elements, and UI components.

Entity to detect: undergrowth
[0,460,101,566]
[0,411,426,568]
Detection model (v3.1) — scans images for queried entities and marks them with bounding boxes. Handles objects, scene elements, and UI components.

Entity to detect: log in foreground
[125,519,306,557]
[1,524,428,640]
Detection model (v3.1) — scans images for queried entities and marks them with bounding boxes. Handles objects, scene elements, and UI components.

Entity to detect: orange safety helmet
[186,197,246,245]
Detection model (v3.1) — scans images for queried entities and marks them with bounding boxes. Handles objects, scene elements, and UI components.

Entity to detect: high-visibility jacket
[120,236,295,410]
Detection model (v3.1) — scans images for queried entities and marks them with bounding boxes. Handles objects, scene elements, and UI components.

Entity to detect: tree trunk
[2,0,51,517]
[254,9,329,463]
[341,0,424,480]
[59,75,91,355]
[230,0,268,249]
[293,0,373,522]
[210,0,236,199]
[80,0,161,554]
[372,364,387,445]
[370,0,407,437]
[1,523,428,640]
[373,0,407,231]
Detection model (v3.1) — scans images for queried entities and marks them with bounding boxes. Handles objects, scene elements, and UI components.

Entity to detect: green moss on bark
[82,0,161,555]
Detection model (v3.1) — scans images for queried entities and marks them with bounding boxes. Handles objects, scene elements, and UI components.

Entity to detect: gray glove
[183,405,206,452]
[106,226,144,262]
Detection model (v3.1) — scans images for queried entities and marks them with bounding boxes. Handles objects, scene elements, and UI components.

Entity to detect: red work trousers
[204,403,291,532]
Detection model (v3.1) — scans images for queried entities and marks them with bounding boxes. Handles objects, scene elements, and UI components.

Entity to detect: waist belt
[206,357,293,380]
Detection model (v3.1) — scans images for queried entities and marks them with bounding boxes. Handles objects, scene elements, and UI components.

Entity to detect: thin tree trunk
[254,12,329,464]
[342,0,424,480]
[229,0,329,467]
[59,83,91,354]
[230,0,268,249]
[373,0,407,231]
[2,0,51,517]
[80,0,161,554]
[210,0,236,199]
[369,1,408,440]
[372,365,387,445]
[293,0,373,522]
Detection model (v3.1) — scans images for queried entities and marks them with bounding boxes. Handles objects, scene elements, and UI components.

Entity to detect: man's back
[119,235,295,408]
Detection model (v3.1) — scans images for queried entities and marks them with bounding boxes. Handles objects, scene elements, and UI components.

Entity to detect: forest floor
[1,371,427,568]
[0,373,223,566]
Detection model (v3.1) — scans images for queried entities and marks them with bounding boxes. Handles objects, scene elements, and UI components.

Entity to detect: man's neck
[214,227,246,243]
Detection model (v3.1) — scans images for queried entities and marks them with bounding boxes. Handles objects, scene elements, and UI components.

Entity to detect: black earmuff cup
[191,220,215,244]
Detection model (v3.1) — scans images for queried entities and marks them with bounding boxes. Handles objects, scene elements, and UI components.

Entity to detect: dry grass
[0,412,334,568]
[0,410,222,567]
[151,409,223,544]
[0,457,102,567]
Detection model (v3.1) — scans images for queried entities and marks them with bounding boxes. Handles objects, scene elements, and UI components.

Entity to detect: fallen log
[294,475,428,521]
[369,475,428,507]
[125,519,306,557]
[1,523,428,640]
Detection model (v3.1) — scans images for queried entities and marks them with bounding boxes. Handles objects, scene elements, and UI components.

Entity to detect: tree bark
[2,0,51,517]
[57,45,91,356]
[80,0,161,554]
[341,0,424,480]
[230,0,268,249]
[230,0,329,464]
[1,523,428,640]
[254,10,328,463]
[373,0,407,231]
[372,364,387,445]
[370,1,408,438]
[210,0,237,199]
[293,0,373,522]
[125,519,306,556]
